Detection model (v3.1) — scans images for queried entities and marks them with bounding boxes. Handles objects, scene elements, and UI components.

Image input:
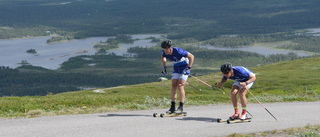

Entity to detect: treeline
[0,67,159,96]
[47,36,74,43]
[278,36,320,52]
[59,54,156,71]
[93,34,134,51]
[128,45,308,65]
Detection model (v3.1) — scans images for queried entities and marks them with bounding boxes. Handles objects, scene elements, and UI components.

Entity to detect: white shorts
[233,81,254,89]
[172,73,188,81]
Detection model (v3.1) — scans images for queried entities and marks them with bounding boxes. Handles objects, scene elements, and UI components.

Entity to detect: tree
[26,49,37,54]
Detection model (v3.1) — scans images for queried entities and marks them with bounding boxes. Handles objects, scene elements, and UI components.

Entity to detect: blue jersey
[224,66,254,82]
[162,47,189,74]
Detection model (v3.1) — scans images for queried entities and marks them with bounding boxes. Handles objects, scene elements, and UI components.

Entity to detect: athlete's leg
[231,85,240,113]
[176,74,188,113]
[178,80,185,102]
[239,87,248,119]
[171,79,178,102]
[239,82,253,119]
[167,74,179,113]
[239,88,247,109]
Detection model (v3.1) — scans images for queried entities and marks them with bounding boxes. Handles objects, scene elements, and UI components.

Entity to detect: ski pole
[189,75,226,94]
[186,82,202,91]
[189,75,254,118]
[247,90,278,121]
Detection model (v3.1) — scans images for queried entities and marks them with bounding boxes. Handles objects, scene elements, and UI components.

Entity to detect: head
[220,62,232,77]
[161,39,173,55]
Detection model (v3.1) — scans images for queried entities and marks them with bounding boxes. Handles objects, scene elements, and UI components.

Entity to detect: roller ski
[217,114,251,124]
[153,106,187,118]
[217,113,239,123]
[227,117,251,124]
[153,112,187,118]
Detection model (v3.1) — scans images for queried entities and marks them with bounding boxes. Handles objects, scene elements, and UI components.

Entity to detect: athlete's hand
[240,82,247,88]
[184,69,191,75]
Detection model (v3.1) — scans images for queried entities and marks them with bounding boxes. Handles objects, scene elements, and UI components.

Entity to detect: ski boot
[175,106,183,114]
[229,113,239,120]
[239,113,247,120]
[166,107,175,114]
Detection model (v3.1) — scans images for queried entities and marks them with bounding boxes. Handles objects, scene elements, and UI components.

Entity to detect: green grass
[1,57,320,118]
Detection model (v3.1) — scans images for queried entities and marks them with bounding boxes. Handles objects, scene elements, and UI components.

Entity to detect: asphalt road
[0,101,319,137]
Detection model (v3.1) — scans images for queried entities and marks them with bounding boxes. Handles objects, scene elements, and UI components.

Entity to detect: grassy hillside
[230,125,320,137]
[1,57,319,118]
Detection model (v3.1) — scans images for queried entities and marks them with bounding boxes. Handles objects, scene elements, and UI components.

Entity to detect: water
[0,34,162,69]
[198,45,310,56]
[306,28,320,36]
[0,34,311,69]
[0,37,106,69]
[108,34,163,55]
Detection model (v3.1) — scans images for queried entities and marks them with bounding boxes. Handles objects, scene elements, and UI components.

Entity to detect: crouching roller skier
[160,40,194,114]
[216,62,256,120]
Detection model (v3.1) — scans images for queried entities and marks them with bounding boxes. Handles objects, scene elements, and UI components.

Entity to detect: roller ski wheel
[152,113,168,118]
[216,118,230,123]
[227,119,231,124]
[153,113,157,117]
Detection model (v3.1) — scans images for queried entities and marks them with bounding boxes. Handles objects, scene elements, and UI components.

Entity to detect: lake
[197,45,310,56]
[0,34,162,69]
[0,34,311,69]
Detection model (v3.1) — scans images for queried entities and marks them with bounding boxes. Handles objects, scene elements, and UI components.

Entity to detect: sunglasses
[223,72,229,75]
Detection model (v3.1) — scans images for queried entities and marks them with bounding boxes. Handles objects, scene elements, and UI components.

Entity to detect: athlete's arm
[217,77,228,88]
[161,56,167,74]
[161,56,166,66]
[187,52,194,68]
[245,73,256,85]
[240,73,256,88]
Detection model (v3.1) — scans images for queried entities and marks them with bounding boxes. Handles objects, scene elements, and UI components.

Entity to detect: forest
[1,0,320,40]
[1,0,320,96]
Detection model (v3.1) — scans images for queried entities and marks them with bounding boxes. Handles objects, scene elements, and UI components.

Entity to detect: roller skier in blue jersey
[216,62,256,120]
[161,40,194,114]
